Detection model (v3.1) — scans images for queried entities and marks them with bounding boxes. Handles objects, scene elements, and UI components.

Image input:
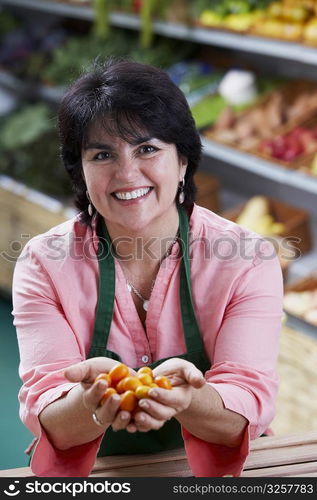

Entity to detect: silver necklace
[126,281,155,311]
[125,235,178,312]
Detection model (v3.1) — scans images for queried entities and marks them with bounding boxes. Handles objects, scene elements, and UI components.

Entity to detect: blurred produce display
[203,79,317,155]
[41,1,317,46]
[202,76,285,149]
[194,0,317,45]
[0,103,72,201]
[284,278,317,327]
[42,31,195,87]
[301,151,317,176]
[259,123,317,164]
[0,10,68,80]
[234,195,285,236]
[222,195,313,280]
[251,0,317,44]
[190,69,286,132]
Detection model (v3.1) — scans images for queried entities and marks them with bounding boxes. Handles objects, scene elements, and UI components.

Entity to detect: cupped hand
[127,358,205,433]
[64,357,137,431]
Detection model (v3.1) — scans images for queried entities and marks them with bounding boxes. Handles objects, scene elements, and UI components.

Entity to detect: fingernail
[112,394,120,402]
[138,414,145,422]
[149,390,158,398]
[97,380,107,390]
[139,399,149,409]
[120,413,128,420]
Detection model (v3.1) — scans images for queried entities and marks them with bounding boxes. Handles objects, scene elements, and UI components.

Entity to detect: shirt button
[141,355,149,364]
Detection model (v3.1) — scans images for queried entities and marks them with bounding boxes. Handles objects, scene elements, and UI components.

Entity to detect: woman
[12,59,283,477]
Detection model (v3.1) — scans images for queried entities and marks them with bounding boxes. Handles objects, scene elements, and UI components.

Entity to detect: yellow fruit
[199,10,223,27]
[135,385,151,399]
[267,2,283,18]
[310,153,317,175]
[304,18,317,43]
[236,196,269,231]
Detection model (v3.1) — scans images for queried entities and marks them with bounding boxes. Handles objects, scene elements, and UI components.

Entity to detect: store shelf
[201,137,317,196]
[0,69,26,95]
[0,69,65,104]
[2,0,317,66]
[0,0,93,20]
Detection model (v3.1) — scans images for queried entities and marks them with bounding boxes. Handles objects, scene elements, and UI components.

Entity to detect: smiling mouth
[112,187,153,200]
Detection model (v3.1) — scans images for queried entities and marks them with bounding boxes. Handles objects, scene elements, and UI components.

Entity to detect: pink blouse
[12,204,283,477]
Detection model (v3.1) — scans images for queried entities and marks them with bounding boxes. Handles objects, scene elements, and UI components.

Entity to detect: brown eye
[139,145,156,154]
[94,151,111,161]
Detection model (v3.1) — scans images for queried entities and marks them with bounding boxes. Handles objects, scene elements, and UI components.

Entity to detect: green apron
[87,206,210,456]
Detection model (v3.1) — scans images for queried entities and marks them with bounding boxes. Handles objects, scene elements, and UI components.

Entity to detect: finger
[137,398,175,421]
[133,411,165,432]
[97,393,121,426]
[183,365,205,389]
[126,423,137,433]
[64,360,94,384]
[111,411,131,432]
[82,379,109,411]
[153,360,205,388]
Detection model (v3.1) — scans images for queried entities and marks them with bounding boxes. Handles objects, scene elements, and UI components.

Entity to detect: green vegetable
[140,0,155,48]
[94,0,112,40]
[0,104,54,150]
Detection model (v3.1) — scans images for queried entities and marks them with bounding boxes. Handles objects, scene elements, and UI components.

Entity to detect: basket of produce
[283,275,317,328]
[270,325,317,435]
[222,196,312,255]
[256,115,317,169]
[221,195,312,280]
[203,79,317,154]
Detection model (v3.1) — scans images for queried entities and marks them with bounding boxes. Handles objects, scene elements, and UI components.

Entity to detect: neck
[104,206,180,267]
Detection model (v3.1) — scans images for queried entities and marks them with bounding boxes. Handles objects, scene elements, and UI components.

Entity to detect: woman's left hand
[127,358,205,433]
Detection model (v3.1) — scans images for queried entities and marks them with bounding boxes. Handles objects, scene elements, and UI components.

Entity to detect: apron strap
[88,217,115,356]
[178,206,205,354]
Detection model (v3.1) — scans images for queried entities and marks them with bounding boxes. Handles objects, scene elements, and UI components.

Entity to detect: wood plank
[93,447,186,472]
[245,443,317,470]
[250,431,317,451]
[242,461,317,477]
[1,431,317,477]
[0,467,33,477]
[91,459,192,477]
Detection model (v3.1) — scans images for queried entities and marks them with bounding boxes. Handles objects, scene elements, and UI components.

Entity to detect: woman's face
[81,127,187,234]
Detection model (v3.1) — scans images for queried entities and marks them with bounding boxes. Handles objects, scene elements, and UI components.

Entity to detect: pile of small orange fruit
[95,363,172,412]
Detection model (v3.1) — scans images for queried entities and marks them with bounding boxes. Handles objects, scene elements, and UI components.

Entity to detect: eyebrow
[83,137,154,150]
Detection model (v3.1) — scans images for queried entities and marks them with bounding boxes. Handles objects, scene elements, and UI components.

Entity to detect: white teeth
[114,187,151,200]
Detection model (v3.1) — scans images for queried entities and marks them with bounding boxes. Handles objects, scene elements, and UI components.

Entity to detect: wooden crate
[194,171,221,213]
[222,197,312,256]
[0,176,75,294]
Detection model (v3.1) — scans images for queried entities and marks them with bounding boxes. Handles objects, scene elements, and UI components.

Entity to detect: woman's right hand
[64,358,137,432]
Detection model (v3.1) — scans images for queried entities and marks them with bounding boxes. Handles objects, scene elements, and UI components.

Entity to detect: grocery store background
[1,0,317,471]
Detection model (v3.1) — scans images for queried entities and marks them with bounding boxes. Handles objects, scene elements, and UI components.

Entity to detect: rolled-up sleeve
[12,241,101,476]
[183,241,284,476]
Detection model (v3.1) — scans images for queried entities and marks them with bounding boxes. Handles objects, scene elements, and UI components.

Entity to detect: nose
[114,150,140,182]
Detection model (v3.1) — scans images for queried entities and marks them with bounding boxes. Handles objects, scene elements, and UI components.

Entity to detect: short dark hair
[58,58,202,224]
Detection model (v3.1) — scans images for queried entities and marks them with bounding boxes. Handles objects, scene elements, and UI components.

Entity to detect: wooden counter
[1,431,316,477]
